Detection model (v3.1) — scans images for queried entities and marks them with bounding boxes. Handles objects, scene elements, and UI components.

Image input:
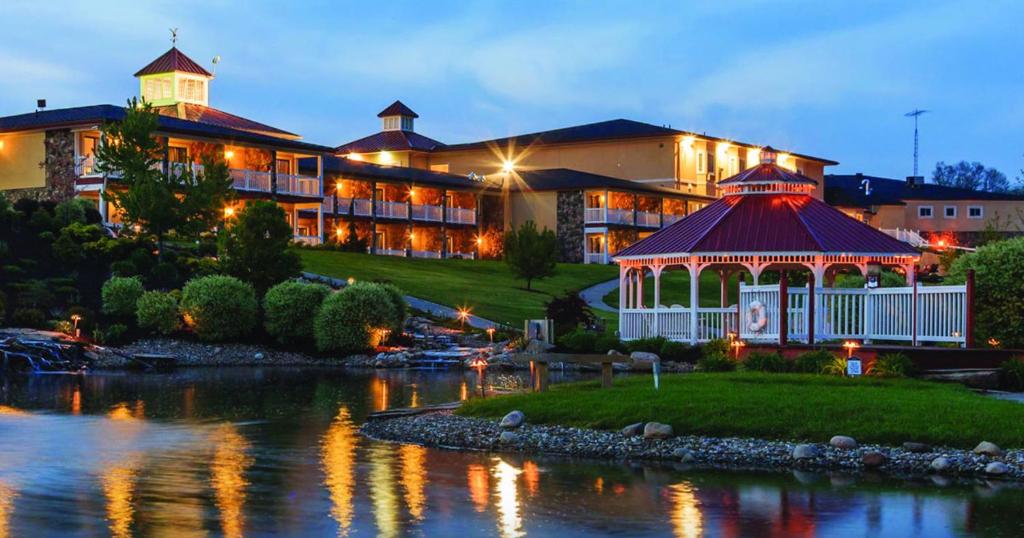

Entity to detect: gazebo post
[718,269,730,307]
[688,261,700,345]
[653,264,663,338]
[807,272,816,346]
[618,264,627,330]
[908,263,919,346]
[966,269,975,348]
[779,271,789,347]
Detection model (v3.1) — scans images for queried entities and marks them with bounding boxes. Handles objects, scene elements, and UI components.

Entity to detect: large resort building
[0,44,1020,264]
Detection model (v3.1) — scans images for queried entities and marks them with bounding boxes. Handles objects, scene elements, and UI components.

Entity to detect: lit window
[918,206,933,218]
[178,78,206,102]
[944,206,957,218]
[968,206,984,219]
[430,163,449,173]
[696,151,705,174]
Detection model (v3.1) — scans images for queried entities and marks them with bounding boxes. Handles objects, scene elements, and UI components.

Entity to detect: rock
[500,410,525,430]
[985,462,1009,476]
[973,441,1004,457]
[607,349,624,356]
[930,457,951,472]
[829,435,858,450]
[792,444,820,460]
[254,352,264,360]
[643,422,674,440]
[630,351,659,362]
[672,448,696,463]
[862,451,887,468]
[621,422,644,437]
[903,442,932,453]
[499,431,518,444]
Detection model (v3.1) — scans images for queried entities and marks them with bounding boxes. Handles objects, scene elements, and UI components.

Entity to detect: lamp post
[70,314,82,338]
[457,308,471,330]
[487,327,496,343]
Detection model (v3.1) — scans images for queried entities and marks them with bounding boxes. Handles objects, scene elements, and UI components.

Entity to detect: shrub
[870,352,914,378]
[556,328,598,353]
[263,281,330,344]
[793,350,835,374]
[594,333,625,354]
[0,290,6,325]
[377,283,408,333]
[96,323,129,345]
[697,352,736,372]
[999,358,1024,392]
[101,276,144,319]
[54,199,88,227]
[742,351,789,373]
[545,292,595,336]
[148,262,180,289]
[67,305,96,334]
[314,282,399,353]
[702,339,730,359]
[659,340,699,363]
[947,237,1024,348]
[180,275,257,342]
[627,336,668,354]
[822,356,849,376]
[110,260,138,277]
[10,308,46,329]
[218,201,302,295]
[136,291,180,335]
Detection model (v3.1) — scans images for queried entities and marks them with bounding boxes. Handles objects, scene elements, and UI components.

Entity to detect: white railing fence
[620,307,738,343]
[412,204,443,222]
[230,169,272,192]
[636,211,661,227]
[585,252,608,264]
[447,207,476,225]
[375,201,409,219]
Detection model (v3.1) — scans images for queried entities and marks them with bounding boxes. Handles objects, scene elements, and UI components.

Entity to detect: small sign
[847,359,862,377]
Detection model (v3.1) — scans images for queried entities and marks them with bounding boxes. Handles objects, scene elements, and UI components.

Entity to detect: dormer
[134,47,214,107]
[378,100,418,132]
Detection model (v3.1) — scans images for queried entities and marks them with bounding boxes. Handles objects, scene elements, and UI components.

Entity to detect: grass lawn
[459,372,1024,448]
[297,249,619,328]
[602,271,741,309]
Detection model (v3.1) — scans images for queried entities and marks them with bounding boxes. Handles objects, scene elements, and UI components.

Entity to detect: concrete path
[303,272,499,330]
[579,278,619,313]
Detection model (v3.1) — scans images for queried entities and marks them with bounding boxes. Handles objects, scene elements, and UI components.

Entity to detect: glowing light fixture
[730,339,745,360]
[457,307,471,329]
[842,340,860,358]
[0,140,5,150]
[224,207,235,217]
[347,277,355,285]
[379,151,394,165]
[224,150,235,159]
[486,327,496,342]
[335,227,343,238]
[476,236,484,245]
[501,160,515,173]
[348,153,364,161]
[680,136,695,149]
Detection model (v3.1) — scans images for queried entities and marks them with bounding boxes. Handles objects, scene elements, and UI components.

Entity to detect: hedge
[314,282,400,354]
[101,276,144,319]
[136,290,180,335]
[263,281,330,344]
[179,275,257,341]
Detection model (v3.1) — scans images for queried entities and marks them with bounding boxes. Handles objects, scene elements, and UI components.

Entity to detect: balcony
[584,207,635,225]
[411,250,442,259]
[636,211,661,228]
[446,206,476,225]
[585,251,609,264]
[229,169,320,197]
[411,204,443,222]
[294,235,322,246]
[663,214,685,227]
[445,251,476,260]
[375,200,409,219]
[277,173,321,197]
[231,169,272,192]
[376,248,407,257]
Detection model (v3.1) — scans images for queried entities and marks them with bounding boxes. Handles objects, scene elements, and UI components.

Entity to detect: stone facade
[43,129,77,202]
[557,190,584,263]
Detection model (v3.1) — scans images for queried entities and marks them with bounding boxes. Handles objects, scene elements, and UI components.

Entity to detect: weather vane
[170,27,179,45]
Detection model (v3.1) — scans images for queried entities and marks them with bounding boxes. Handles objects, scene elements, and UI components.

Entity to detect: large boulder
[985,462,1009,475]
[499,431,519,444]
[500,410,525,430]
[829,435,858,450]
[792,444,820,460]
[930,457,951,472]
[621,422,645,437]
[862,451,887,468]
[673,448,696,463]
[643,422,674,440]
[630,351,660,363]
[973,441,1004,457]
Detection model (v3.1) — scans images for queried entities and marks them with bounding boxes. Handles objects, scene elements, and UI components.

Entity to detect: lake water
[0,367,1021,537]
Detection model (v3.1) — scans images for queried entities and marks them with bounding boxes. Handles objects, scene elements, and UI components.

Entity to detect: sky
[1,0,1021,180]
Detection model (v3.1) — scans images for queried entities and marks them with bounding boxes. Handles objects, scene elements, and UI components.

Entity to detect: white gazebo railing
[620,307,740,343]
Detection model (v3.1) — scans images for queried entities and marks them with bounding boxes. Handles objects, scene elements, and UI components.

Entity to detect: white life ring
[746,300,768,333]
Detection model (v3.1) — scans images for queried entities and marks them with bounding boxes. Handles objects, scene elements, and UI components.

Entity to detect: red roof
[615,192,920,258]
[134,47,213,77]
[377,100,418,118]
[154,103,298,139]
[719,162,818,187]
[335,130,445,153]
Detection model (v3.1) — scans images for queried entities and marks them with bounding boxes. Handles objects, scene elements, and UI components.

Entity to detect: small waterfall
[0,337,89,374]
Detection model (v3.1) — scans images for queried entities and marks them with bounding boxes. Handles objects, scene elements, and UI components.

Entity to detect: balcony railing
[376,248,407,257]
[231,169,272,192]
[446,207,476,225]
[445,251,476,260]
[584,207,634,225]
[585,251,608,264]
[636,211,661,228]
[294,235,322,246]
[375,200,409,219]
[663,214,685,227]
[411,204,443,222]
[411,250,442,259]
[277,173,321,197]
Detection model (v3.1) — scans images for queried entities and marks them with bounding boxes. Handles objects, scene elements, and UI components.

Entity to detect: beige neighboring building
[826,173,1024,248]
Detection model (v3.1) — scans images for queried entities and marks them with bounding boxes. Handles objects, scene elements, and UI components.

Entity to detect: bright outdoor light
[501,160,514,173]
[347,277,355,285]
[347,153,363,161]
[486,327,496,342]
[379,151,394,165]
[224,150,234,159]
[224,207,235,217]
[842,340,860,358]
[730,339,745,359]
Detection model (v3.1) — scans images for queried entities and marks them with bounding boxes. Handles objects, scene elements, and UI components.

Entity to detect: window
[168,146,189,163]
[696,151,705,174]
[430,163,450,173]
[918,206,933,218]
[143,77,172,101]
[586,234,605,253]
[944,205,957,218]
[382,117,400,131]
[587,193,605,208]
[177,78,206,102]
[276,159,291,175]
[968,206,984,219]
[729,156,738,176]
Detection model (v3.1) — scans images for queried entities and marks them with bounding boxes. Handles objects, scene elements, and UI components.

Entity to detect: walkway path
[303,272,499,330]
[579,278,619,313]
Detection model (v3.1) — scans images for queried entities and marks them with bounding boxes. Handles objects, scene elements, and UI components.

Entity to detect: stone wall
[557,190,584,263]
[43,129,76,202]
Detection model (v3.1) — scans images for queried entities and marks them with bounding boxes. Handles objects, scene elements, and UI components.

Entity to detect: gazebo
[613,148,970,347]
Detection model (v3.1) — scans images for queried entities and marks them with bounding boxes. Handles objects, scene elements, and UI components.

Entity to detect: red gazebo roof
[615,162,920,259]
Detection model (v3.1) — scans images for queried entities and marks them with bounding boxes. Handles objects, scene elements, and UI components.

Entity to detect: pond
[0,367,1021,537]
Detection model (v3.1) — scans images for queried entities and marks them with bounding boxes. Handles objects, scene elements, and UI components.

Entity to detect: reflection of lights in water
[594,477,604,494]
[522,461,539,496]
[182,386,195,418]
[460,381,468,402]
[321,407,358,537]
[101,465,136,538]
[373,378,390,412]
[399,444,427,520]
[71,388,81,415]
[0,406,26,416]
[210,424,253,538]
[132,400,145,419]
[107,403,135,421]
[668,482,703,538]
[493,459,524,538]
[369,444,400,538]
[410,387,420,409]
[0,481,15,538]
[467,464,489,512]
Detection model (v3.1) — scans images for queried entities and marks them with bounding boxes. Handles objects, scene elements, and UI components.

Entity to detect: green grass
[459,372,1024,448]
[602,271,741,309]
[297,249,619,328]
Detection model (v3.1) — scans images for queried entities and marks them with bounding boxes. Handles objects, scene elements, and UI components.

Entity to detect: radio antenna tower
[904,109,929,177]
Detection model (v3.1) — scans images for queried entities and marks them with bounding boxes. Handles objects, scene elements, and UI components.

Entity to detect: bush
[793,350,835,374]
[179,275,257,341]
[0,290,6,325]
[136,291,180,335]
[314,282,399,353]
[263,281,330,344]
[627,336,668,354]
[822,356,849,376]
[110,260,138,277]
[870,352,914,378]
[95,323,129,345]
[659,340,699,363]
[101,277,144,319]
[218,201,302,295]
[67,305,96,334]
[10,308,46,329]
[697,352,736,372]
[702,339,730,358]
[377,283,408,333]
[947,237,1024,348]
[545,292,595,336]
[999,358,1024,392]
[742,351,789,373]
[148,262,180,289]
[556,327,597,353]
[594,333,625,354]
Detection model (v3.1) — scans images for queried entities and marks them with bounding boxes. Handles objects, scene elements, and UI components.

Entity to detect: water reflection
[321,407,358,536]
[0,480,15,538]
[209,424,252,538]
[668,482,703,538]
[467,463,489,512]
[100,464,137,538]
[369,444,399,538]
[399,444,427,521]
[493,458,524,538]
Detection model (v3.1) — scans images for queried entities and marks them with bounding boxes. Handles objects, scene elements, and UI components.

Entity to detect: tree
[503,220,557,290]
[545,291,595,336]
[95,98,233,259]
[931,161,1009,192]
[217,201,301,295]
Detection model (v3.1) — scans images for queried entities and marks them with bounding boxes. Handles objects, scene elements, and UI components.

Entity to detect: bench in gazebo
[612,148,974,347]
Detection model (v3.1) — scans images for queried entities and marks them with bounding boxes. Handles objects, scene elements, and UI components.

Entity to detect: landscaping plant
[544,291,595,336]
[218,201,302,296]
[741,351,789,373]
[263,281,331,344]
[999,357,1024,392]
[870,352,915,378]
[101,276,145,320]
[179,275,258,342]
[697,352,736,372]
[502,220,557,290]
[947,236,1024,348]
[314,282,401,354]
[135,290,180,335]
[792,349,835,374]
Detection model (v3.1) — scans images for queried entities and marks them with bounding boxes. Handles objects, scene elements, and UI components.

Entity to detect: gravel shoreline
[361,411,1024,482]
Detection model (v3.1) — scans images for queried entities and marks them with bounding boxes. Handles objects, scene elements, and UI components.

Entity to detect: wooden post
[441,189,448,258]
[369,181,377,254]
[537,362,549,392]
[406,182,414,257]
[779,271,789,347]
[912,278,919,347]
[807,272,816,346]
[719,269,729,307]
[270,149,278,200]
[601,361,613,388]
[966,269,975,348]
